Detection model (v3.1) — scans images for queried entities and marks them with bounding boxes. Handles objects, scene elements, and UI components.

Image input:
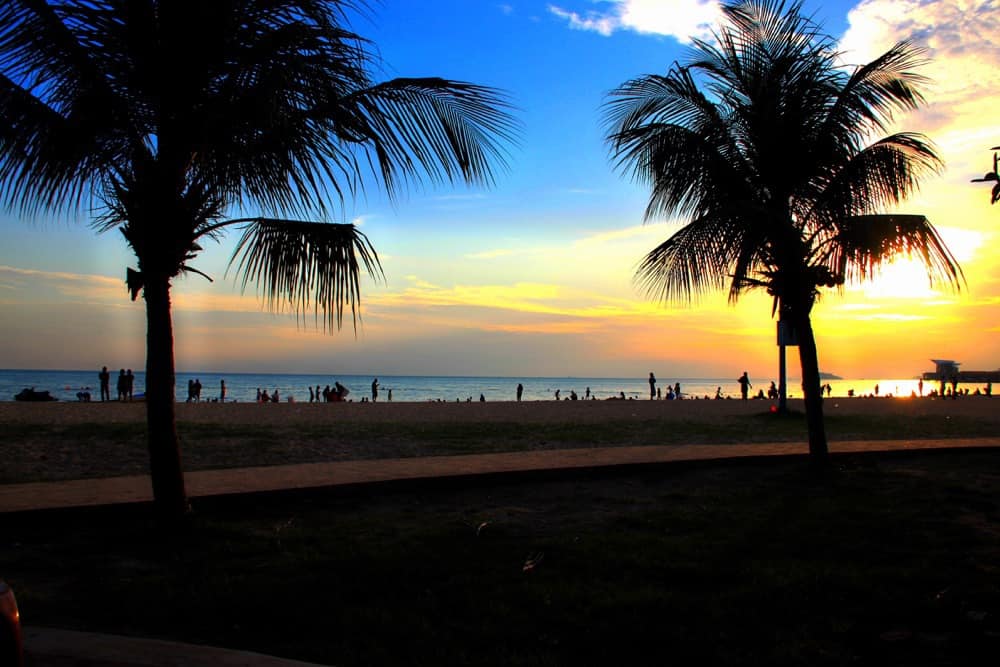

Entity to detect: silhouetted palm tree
[604,0,961,461]
[0,0,516,518]
[971,147,1000,203]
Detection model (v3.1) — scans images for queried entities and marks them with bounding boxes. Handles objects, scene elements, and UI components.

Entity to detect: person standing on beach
[648,372,656,400]
[126,369,134,400]
[516,383,523,402]
[371,378,379,402]
[117,369,127,401]
[738,372,751,401]
[99,366,111,402]
[220,379,226,403]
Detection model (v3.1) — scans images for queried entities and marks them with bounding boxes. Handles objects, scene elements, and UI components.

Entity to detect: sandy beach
[2,394,998,425]
[3,395,997,484]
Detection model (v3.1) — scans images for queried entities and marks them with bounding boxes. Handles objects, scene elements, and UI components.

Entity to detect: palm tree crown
[604,0,961,458]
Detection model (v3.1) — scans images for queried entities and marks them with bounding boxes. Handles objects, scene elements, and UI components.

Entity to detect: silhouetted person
[220,379,226,403]
[261,389,270,402]
[715,386,723,400]
[585,387,590,400]
[674,382,681,398]
[516,383,523,402]
[117,369,127,401]
[388,388,393,402]
[272,388,279,403]
[479,393,485,402]
[648,372,656,399]
[309,386,315,403]
[986,382,993,397]
[187,379,195,402]
[555,389,560,401]
[918,378,924,397]
[874,383,879,397]
[98,366,111,401]
[371,378,379,402]
[335,381,347,400]
[951,376,959,400]
[126,369,134,400]
[570,390,578,400]
[738,372,751,401]
[768,381,778,400]
[193,378,202,402]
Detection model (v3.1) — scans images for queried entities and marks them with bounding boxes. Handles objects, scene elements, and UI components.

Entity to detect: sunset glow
[0,0,997,380]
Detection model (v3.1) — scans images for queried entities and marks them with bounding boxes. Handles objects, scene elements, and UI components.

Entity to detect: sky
[0,0,998,380]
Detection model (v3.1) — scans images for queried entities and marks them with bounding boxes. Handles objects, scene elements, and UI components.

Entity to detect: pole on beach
[777,319,793,413]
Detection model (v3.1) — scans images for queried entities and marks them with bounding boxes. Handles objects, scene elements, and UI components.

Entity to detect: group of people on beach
[94,366,134,402]
[307,381,352,403]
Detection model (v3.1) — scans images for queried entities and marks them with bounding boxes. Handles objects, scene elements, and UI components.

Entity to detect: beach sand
[3,396,996,484]
[1,394,997,425]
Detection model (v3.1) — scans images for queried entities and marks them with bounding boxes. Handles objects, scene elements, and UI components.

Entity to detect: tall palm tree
[604,0,961,462]
[0,0,517,518]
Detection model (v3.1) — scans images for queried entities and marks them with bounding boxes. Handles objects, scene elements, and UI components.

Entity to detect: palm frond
[339,77,519,196]
[806,132,942,228]
[228,218,384,332]
[635,210,760,304]
[824,41,930,146]
[820,213,964,289]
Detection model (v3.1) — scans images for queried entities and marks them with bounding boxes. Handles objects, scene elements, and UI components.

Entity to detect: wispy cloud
[548,0,721,43]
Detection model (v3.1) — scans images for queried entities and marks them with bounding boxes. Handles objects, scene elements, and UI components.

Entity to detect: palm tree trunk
[143,274,189,518]
[794,312,829,462]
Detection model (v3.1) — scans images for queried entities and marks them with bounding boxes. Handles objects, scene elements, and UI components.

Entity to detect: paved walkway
[7,438,1000,667]
[4,437,999,514]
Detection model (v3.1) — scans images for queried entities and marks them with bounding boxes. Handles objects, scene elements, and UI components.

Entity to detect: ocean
[0,368,939,403]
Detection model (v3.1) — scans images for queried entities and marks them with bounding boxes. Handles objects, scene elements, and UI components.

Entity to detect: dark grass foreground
[5,450,1000,665]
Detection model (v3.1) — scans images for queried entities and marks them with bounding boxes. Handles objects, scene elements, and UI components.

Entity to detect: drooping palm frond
[818,214,964,289]
[634,206,765,304]
[228,218,384,332]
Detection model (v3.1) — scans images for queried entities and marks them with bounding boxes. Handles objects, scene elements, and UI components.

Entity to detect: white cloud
[548,0,721,43]
[838,0,1000,170]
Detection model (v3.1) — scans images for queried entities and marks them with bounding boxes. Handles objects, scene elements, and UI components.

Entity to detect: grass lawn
[5,449,1000,665]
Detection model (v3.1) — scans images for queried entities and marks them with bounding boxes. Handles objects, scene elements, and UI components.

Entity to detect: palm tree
[603,0,961,462]
[0,0,516,518]
[971,146,1000,203]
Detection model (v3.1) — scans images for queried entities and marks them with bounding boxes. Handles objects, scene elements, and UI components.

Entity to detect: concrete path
[4,437,999,514]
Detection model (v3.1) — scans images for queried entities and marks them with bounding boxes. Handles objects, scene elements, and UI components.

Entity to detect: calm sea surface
[0,368,939,403]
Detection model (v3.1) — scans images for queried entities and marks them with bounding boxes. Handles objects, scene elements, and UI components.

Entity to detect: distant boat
[922,360,1000,384]
[14,388,58,402]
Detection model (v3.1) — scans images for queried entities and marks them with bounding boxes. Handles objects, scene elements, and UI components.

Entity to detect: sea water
[0,368,937,403]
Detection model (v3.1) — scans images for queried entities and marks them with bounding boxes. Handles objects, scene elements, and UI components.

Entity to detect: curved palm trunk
[143,275,189,518]
[793,311,829,462]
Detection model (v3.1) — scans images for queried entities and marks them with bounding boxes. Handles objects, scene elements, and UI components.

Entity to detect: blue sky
[1,0,997,379]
